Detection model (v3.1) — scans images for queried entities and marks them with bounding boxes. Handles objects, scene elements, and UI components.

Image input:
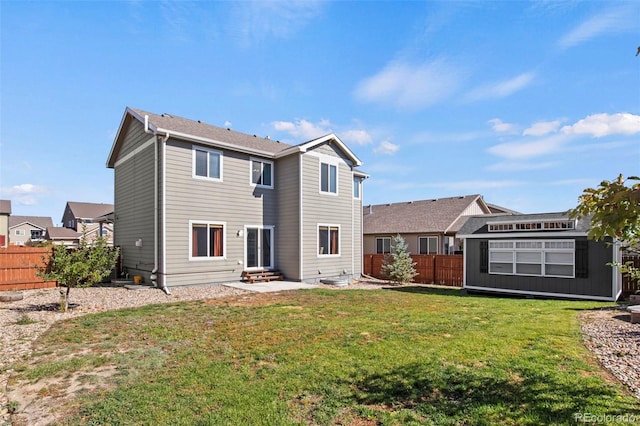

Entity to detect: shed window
[488,239,575,278]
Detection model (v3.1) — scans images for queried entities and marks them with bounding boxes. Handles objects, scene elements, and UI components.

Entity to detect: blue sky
[1,0,639,224]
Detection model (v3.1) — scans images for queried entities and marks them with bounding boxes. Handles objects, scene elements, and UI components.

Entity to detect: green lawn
[9,287,640,425]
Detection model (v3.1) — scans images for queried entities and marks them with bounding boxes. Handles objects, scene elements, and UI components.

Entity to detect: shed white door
[246,227,273,269]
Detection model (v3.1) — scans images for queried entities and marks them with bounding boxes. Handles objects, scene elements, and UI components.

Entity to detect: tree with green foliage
[381,234,418,285]
[37,233,120,311]
[569,174,640,290]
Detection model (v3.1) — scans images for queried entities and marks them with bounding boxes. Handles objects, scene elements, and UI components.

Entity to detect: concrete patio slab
[222,281,319,293]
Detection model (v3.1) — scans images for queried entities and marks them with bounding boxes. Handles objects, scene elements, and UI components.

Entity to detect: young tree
[37,233,120,311]
[569,174,640,287]
[381,234,418,285]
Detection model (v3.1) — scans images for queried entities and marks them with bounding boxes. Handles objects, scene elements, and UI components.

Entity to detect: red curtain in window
[211,227,223,257]
[192,227,199,257]
[330,228,338,254]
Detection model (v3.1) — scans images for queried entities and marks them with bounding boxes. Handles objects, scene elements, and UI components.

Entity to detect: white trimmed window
[14,229,25,236]
[489,240,575,278]
[250,158,273,188]
[419,236,438,254]
[376,237,391,254]
[320,162,338,194]
[353,177,361,199]
[318,225,340,256]
[190,221,226,260]
[193,146,222,181]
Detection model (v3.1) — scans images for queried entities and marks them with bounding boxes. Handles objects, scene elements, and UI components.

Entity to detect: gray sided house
[363,195,506,255]
[457,212,622,301]
[107,107,366,289]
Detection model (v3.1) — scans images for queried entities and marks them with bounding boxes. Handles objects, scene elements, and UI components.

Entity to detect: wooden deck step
[242,270,284,284]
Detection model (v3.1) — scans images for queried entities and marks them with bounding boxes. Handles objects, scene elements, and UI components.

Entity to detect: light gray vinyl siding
[300,143,355,280]
[163,139,277,286]
[353,192,363,276]
[275,154,300,279]
[113,119,157,282]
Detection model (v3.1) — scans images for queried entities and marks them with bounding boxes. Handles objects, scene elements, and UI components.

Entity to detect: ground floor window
[419,236,438,254]
[376,236,391,254]
[488,239,574,278]
[190,221,225,259]
[319,225,340,255]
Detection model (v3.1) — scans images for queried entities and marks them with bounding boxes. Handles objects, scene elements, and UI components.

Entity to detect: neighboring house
[45,227,82,247]
[363,195,513,255]
[456,212,622,301]
[106,107,366,289]
[61,201,114,245]
[8,216,54,246]
[0,200,10,247]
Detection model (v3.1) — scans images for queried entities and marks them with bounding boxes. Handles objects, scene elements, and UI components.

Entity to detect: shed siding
[163,139,277,286]
[465,237,615,298]
[113,124,157,282]
[275,154,300,279]
[300,143,355,280]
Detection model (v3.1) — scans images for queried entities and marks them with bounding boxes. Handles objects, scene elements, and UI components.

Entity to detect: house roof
[363,194,491,235]
[65,202,113,220]
[0,200,11,215]
[9,216,54,230]
[46,227,81,240]
[456,211,591,238]
[107,107,363,167]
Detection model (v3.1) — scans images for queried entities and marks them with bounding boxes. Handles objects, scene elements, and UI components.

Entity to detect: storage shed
[457,212,622,301]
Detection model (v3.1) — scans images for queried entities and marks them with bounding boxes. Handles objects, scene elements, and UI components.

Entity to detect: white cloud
[487,134,570,160]
[354,59,465,109]
[466,72,535,102]
[272,118,331,140]
[523,120,563,136]
[341,129,373,146]
[232,1,325,46]
[488,118,519,134]
[557,7,635,50]
[486,161,559,172]
[373,140,399,155]
[224,120,232,128]
[561,113,640,137]
[0,184,48,207]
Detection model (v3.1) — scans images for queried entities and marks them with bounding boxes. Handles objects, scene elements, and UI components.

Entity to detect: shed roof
[363,194,490,234]
[456,211,590,238]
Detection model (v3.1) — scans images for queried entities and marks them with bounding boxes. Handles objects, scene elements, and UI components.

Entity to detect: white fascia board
[277,133,363,166]
[457,231,587,239]
[155,127,278,159]
[463,285,618,302]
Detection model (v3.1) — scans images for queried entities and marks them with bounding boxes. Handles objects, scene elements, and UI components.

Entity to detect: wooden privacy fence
[0,246,57,291]
[364,254,464,287]
[622,254,639,297]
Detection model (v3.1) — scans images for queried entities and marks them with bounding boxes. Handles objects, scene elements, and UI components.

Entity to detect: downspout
[144,115,170,294]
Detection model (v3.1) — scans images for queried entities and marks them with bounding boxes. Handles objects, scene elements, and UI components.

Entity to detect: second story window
[251,158,273,188]
[320,162,337,194]
[193,146,222,181]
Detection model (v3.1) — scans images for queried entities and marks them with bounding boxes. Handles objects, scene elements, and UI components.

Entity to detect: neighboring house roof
[46,227,82,240]
[363,194,492,235]
[486,203,521,215]
[8,216,54,230]
[0,200,11,215]
[107,107,362,168]
[456,211,590,238]
[64,201,114,222]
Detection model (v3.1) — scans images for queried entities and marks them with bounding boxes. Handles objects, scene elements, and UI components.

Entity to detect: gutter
[144,115,170,295]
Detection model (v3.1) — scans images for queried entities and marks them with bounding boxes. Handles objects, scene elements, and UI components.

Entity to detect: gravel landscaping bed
[1,282,638,424]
